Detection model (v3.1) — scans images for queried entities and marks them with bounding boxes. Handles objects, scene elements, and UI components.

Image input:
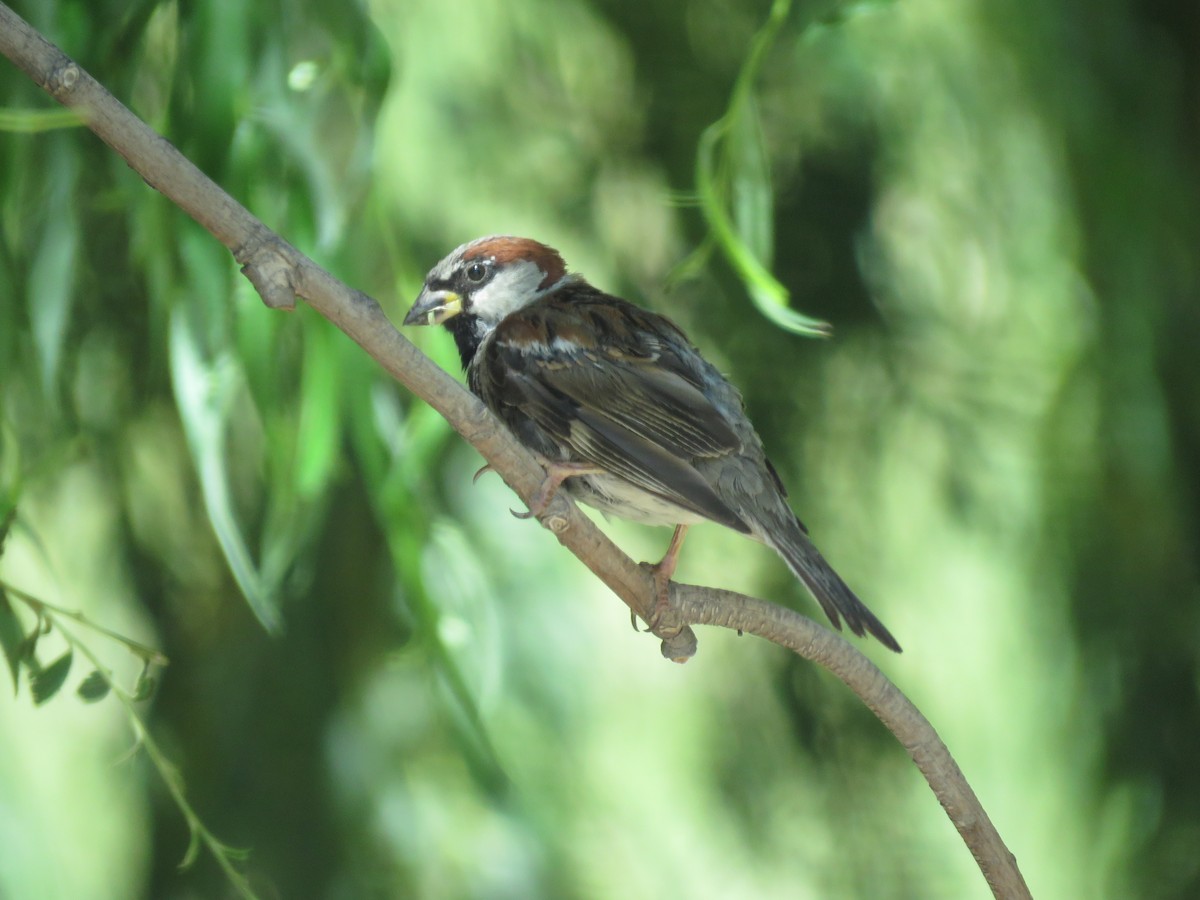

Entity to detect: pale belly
[563,473,711,528]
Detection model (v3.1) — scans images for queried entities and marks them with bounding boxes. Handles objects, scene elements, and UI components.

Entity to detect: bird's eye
[465,261,489,283]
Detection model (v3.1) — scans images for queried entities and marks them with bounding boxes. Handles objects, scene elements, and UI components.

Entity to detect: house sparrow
[404,236,901,652]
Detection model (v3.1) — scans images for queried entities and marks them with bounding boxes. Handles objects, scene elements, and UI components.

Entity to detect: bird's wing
[477,296,751,533]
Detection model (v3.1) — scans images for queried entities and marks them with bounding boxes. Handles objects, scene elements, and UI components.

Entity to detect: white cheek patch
[470,261,549,322]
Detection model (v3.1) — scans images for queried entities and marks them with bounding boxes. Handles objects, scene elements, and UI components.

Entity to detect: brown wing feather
[476,295,751,533]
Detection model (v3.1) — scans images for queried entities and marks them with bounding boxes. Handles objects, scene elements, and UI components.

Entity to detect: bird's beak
[403,287,463,326]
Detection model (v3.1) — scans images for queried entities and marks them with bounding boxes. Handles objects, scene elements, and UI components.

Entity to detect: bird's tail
[764,520,902,653]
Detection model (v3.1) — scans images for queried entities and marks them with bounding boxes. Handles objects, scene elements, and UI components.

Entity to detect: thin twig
[43,613,257,900]
[1,584,256,897]
[2,580,169,667]
[0,5,1031,898]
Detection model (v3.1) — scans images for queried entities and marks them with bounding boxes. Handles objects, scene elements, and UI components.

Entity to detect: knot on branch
[48,60,79,98]
[237,236,297,310]
[658,625,698,663]
[637,580,698,663]
[527,492,575,536]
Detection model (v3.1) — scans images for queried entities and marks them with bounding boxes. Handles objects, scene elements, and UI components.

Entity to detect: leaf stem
[0,579,169,667]
[694,0,835,337]
[0,581,258,899]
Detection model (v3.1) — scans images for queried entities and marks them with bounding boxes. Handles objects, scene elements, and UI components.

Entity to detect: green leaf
[697,121,833,338]
[294,321,340,498]
[0,505,14,560]
[28,143,80,400]
[693,0,834,338]
[170,309,283,634]
[17,628,41,668]
[729,96,774,265]
[31,651,72,705]
[180,825,203,870]
[0,590,26,694]
[76,669,111,703]
[132,667,157,702]
[0,419,19,559]
[0,108,84,133]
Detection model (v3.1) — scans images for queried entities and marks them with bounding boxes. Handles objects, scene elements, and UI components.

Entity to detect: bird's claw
[472,464,495,484]
[512,460,604,523]
[512,477,558,521]
[634,559,674,633]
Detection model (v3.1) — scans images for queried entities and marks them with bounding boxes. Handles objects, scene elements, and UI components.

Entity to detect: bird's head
[404,236,570,333]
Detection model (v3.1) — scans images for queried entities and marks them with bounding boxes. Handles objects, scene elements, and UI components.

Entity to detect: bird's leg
[652,523,689,614]
[635,524,689,630]
[511,460,605,520]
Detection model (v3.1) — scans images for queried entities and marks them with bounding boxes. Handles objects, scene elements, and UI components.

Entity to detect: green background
[1,0,1198,897]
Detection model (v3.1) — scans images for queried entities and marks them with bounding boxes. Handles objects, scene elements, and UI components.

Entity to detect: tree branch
[0,5,1030,898]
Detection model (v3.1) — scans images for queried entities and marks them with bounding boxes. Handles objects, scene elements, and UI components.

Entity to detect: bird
[403,235,901,652]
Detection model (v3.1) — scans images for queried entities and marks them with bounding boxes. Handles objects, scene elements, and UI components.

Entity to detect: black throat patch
[445,313,483,371]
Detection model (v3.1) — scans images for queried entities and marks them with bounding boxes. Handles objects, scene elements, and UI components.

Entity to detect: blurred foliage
[1,0,1198,898]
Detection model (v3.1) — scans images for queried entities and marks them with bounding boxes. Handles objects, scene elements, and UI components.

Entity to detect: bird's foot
[630,563,674,631]
[633,525,689,632]
[510,460,604,520]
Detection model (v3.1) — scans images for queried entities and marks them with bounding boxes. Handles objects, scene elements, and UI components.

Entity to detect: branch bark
[0,5,1031,898]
